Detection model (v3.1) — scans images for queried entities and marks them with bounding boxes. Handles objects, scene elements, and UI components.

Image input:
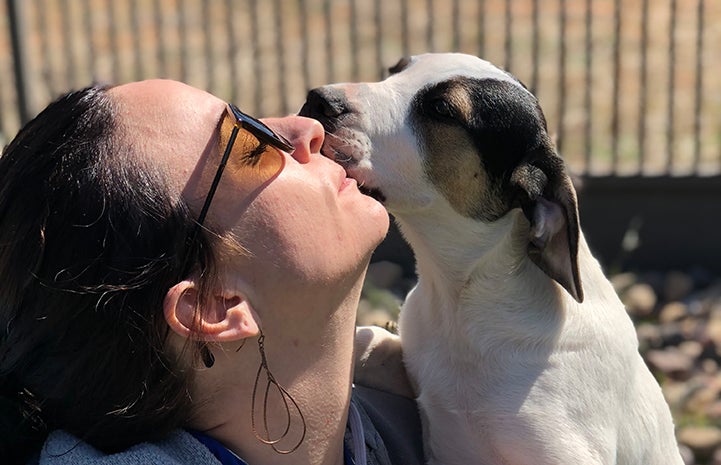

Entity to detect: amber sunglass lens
[219,116,284,189]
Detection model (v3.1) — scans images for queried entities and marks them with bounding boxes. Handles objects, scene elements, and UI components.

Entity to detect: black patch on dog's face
[410,76,553,220]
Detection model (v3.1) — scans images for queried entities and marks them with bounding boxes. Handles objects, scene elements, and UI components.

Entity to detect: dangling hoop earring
[201,344,215,368]
[250,330,307,454]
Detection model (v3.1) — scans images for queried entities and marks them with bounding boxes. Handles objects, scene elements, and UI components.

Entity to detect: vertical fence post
[323,0,334,84]
[503,0,512,71]
[610,0,622,171]
[350,0,360,79]
[666,0,677,173]
[375,0,383,78]
[583,0,593,174]
[638,0,649,173]
[692,0,705,172]
[477,0,485,58]
[557,0,567,156]
[7,0,31,124]
[400,0,409,56]
[530,0,539,94]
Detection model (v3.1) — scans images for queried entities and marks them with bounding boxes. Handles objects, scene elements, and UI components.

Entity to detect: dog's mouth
[320,139,356,169]
[320,138,386,203]
[357,185,386,203]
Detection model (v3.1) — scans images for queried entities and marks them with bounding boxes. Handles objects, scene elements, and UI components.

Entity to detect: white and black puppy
[300,53,682,465]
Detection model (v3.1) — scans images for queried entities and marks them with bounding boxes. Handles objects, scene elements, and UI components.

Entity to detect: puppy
[300,53,682,465]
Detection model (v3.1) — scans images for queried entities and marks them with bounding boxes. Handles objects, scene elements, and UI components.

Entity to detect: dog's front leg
[353,325,416,398]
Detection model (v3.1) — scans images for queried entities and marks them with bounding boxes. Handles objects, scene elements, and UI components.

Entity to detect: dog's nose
[299,87,350,119]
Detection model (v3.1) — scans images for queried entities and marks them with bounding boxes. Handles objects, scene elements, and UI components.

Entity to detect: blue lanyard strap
[188,430,248,465]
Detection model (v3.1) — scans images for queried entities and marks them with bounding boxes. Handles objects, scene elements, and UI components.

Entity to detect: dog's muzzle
[299,87,351,132]
[299,86,359,167]
[299,87,386,203]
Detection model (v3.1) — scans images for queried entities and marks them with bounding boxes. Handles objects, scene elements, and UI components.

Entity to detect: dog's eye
[428,99,455,120]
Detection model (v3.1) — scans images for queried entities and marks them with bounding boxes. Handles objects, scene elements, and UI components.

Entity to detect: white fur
[316,53,683,464]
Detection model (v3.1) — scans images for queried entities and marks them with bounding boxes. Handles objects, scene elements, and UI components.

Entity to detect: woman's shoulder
[36,429,220,465]
[351,385,425,465]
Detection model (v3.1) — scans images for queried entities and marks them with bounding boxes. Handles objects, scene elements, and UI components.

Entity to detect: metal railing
[1,0,719,177]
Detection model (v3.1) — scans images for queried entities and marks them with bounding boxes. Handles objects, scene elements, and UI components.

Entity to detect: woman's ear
[163,280,260,342]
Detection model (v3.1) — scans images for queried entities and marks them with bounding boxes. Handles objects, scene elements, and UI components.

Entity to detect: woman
[0,80,422,465]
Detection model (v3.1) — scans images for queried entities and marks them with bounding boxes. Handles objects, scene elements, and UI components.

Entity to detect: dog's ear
[510,150,584,303]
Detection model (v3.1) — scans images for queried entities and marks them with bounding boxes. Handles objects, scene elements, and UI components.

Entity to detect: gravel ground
[358,261,721,465]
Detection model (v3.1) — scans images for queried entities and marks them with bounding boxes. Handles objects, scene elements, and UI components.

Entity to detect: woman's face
[109,80,389,313]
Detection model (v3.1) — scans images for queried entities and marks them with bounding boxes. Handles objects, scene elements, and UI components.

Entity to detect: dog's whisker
[320,131,356,164]
[337,153,354,163]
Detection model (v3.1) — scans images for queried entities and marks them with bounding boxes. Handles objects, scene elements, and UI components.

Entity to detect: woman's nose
[262,116,324,163]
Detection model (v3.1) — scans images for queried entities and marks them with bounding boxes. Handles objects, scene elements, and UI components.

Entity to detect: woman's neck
[190,277,364,465]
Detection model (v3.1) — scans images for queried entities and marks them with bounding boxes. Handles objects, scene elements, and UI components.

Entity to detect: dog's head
[299,53,583,302]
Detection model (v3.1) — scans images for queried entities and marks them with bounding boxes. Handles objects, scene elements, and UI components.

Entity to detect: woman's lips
[339,176,357,192]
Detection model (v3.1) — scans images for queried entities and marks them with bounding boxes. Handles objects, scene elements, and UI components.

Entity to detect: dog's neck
[396,204,581,348]
[396,200,621,353]
[396,205,528,297]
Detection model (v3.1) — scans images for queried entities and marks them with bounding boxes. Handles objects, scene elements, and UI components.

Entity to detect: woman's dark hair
[0,86,216,463]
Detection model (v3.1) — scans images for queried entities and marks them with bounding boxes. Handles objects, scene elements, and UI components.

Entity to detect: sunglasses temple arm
[180,124,239,277]
[195,125,240,226]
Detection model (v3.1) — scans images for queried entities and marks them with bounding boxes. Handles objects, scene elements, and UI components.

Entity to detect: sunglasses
[196,103,294,228]
[182,104,293,274]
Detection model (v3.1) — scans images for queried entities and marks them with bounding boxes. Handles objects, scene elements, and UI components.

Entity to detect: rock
[660,301,689,324]
[681,317,706,342]
[679,340,704,359]
[622,283,658,318]
[366,261,404,289]
[705,400,721,420]
[701,283,721,316]
[640,270,666,296]
[662,380,692,411]
[705,318,721,348]
[610,272,638,294]
[659,322,685,347]
[636,322,663,352]
[665,271,695,302]
[685,296,710,319]
[645,348,695,381]
[701,359,719,375]
[687,384,721,415]
[678,426,721,461]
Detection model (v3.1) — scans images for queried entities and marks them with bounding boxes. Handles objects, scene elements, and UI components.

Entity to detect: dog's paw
[354,326,416,398]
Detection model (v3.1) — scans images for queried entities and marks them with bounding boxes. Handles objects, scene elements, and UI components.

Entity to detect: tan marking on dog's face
[442,85,474,122]
[414,81,506,220]
[422,123,495,219]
